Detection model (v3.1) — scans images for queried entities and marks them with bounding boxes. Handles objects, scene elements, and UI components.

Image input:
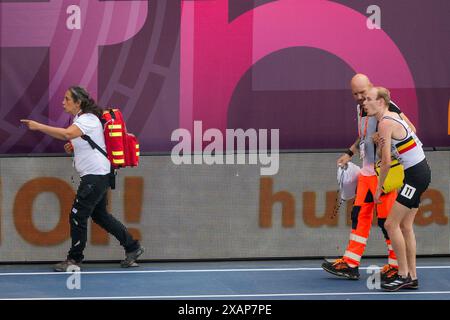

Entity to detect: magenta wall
[1,0,449,153]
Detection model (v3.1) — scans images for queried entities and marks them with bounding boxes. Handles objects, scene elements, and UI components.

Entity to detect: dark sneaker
[54,259,81,272]
[381,275,413,291]
[321,258,360,280]
[380,264,398,283]
[404,278,419,290]
[121,246,145,268]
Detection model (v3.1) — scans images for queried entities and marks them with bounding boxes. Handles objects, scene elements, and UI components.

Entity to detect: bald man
[322,74,415,282]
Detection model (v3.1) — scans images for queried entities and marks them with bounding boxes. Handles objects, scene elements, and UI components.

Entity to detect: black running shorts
[396,159,431,209]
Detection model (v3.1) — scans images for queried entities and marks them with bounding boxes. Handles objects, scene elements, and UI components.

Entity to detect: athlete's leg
[377,191,399,268]
[400,208,419,279]
[384,201,411,277]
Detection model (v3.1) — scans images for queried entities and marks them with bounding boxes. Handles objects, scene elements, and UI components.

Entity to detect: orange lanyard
[358,108,369,139]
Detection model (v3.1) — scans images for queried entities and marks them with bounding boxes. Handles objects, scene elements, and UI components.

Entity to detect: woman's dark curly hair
[68,86,103,119]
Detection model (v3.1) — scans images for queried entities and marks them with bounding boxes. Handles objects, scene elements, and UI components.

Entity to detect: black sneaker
[404,278,419,290]
[321,258,360,280]
[54,259,81,272]
[381,275,413,291]
[121,246,145,268]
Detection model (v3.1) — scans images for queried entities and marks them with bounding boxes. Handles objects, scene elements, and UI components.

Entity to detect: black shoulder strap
[109,109,116,120]
[81,135,117,189]
[81,135,108,158]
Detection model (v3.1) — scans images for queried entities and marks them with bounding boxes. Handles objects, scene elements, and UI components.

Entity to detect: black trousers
[68,174,140,262]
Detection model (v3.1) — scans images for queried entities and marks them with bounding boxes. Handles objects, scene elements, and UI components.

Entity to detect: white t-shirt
[71,113,110,177]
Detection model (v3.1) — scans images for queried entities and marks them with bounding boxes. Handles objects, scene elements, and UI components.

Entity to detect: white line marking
[0,267,319,276]
[3,291,450,300]
[0,265,449,276]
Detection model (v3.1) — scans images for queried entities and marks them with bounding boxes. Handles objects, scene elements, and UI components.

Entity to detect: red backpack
[101,108,139,168]
[81,108,140,189]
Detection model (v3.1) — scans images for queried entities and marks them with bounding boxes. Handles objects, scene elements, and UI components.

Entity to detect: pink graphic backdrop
[0,0,449,153]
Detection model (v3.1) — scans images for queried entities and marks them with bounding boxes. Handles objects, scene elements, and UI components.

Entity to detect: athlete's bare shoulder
[379,111,401,124]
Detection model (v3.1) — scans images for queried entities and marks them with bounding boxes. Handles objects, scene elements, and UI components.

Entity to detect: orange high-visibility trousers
[343,174,398,267]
